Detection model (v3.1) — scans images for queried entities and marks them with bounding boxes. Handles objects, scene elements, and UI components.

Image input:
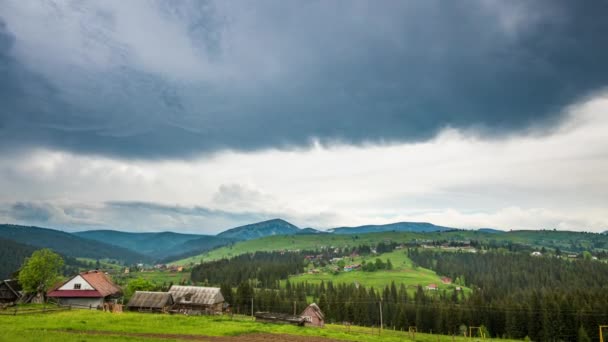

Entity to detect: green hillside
[288,250,464,292]
[0,237,37,279]
[0,224,149,264]
[0,309,520,342]
[74,230,234,261]
[173,229,608,266]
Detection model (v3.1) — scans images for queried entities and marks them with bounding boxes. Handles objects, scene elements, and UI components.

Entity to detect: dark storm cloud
[1,1,608,159]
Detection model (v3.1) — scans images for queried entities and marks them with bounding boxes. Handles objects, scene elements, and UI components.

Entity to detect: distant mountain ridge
[217,219,303,240]
[0,219,464,266]
[327,221,454,234]
[0,224,148,264]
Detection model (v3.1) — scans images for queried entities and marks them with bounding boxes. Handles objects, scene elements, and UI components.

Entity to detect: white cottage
[47,270,122,308]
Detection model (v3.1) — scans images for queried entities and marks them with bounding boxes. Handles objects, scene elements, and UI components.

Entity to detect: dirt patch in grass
[57,329,342,341]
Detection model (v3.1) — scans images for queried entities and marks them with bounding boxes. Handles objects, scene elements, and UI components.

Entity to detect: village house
[127,291,174,313]
[425,283,438,291]
[47,270,122,309]
[0,279,22,304]
[301,303,325,327]
[168,285,224,314]
[440,277,452,284]
[343,264,361,272]
[531,251,542,257]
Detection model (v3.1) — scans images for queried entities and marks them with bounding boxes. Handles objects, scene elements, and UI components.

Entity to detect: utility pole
[379,299,383,334]
[251,297,254,320]
[293,301,297,315]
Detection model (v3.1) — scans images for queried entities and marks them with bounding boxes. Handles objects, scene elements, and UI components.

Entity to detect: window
[73,283,81,289]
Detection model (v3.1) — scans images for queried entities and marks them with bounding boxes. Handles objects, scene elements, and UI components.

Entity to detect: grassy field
[171,231,447,265]
[0,308,520,341]
[111,270,191,289]
[288,250,467,292]
[172,229,608,266]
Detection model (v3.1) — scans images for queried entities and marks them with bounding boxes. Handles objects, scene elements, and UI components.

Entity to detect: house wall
[58,297,103,309]
[301,307,324,327]
[59,275,94,290]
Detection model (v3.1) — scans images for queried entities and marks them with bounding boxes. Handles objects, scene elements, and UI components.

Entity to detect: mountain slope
[0,237,38,279]
[74,230,207,259]
[327,221,454,234]
[0,224,148,264]
[217,219,301,240]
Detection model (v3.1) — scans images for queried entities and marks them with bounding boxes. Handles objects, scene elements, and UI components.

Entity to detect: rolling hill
[0,224,148,264]
[0,237,38,279]
[327,221,454,234]
[217,218,303,240]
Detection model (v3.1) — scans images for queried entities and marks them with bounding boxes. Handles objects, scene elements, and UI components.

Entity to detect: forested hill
[327,222,454,234]
[0,224,148,264]
[73,230,233,260]
[216,219,303,240]
[0,237,37,279]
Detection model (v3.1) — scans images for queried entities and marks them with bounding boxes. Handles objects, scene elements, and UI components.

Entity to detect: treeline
[407,249,608,340]
[0,237,37,279]
[191,251,306,288]
[222,271,608,341]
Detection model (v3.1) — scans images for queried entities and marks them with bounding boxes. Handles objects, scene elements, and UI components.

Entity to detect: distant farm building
[0,279,22,304]
[168,285,224,314]
[127,291,174,313]
[255,311,306,326]
[425,283,438,291]
[531,251,542,257]
[47,270,122,309]
[440,277,452,284]
[301,303,325,327]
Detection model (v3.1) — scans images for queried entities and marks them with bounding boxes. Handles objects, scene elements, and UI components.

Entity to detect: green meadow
[0,309,520,341]
[172,229,608,266]
[288,250,467,293]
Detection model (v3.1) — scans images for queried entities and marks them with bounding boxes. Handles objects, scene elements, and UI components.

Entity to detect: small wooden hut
[301,303,325,327]
[0,280,22,304]
[168,285,224,314]
[127,291,174,313]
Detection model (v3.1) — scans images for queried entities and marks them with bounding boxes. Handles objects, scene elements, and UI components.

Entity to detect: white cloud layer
[1,93,607,233]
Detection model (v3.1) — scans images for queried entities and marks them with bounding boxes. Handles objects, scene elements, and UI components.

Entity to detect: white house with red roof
[47,270,122,309]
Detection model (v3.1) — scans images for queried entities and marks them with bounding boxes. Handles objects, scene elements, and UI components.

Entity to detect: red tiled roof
[80,271,122,297]
[47,270,122,298]
[48,290,103,298]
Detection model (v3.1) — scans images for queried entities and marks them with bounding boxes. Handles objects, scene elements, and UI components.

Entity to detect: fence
[0,304,70,316]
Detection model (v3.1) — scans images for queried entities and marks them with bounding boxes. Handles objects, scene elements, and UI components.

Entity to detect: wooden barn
[254,311,306,326]
[127,291,174,313]
[168,285,224,314]
[47,270,122,309]
[301,303,325,327]
[0,280,22,304]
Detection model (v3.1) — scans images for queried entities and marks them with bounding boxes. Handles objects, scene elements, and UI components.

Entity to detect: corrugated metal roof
[168,285,224,305]
[127,291,174,308]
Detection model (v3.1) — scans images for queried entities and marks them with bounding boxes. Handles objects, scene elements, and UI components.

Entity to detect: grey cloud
[1,1,608,158]
[1,200,274,233]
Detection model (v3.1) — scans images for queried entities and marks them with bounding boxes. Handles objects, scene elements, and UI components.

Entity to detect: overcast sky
[1,0,607,233]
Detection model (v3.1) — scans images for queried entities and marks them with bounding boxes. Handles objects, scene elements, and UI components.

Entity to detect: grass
[0,308,521,341]
[111,270,191,289]
[288,250,470,294]
[172,229,608,266]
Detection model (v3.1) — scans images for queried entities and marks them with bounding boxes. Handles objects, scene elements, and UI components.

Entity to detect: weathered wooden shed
[127,291,174,313]
[301,303,325,327]
[0,280,22,304]
[254,311,306,326]
[168,285,224,314]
